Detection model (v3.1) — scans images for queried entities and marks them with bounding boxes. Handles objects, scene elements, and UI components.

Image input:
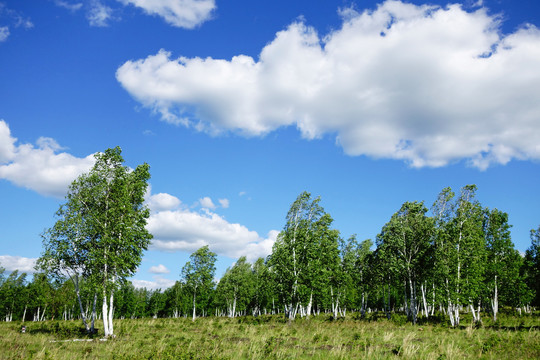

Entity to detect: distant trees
[181,246,217,321]
[483,209,523,321]
[1,185,538,329]
[524,225,540,307]
[215,256,254,318]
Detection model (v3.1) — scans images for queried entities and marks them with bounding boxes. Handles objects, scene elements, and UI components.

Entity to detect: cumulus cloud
[199,196,216,209]
[0,120,95,198]
[146,192,182,212]
[132,276,176,290]
[149,264,170,274]
[0,255,37,273]
[147,208,278,262]
[218,198,229,208]
[117,0,540,169]
[118,0,215,29]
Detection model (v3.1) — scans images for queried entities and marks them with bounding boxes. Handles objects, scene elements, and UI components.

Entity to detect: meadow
[1,312,538,359]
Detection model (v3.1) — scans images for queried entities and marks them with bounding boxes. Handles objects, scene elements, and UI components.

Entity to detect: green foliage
[524,225,540,306]
[37,147,152,336]
[268,191,341,319]
[181,246,217,320]
[376,201,434,324]
[215,256,255,317]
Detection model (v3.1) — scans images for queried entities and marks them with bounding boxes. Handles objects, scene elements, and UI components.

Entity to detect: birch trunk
[108,290,114,336]
[306,291,313,318]
[91,293,97,332]
[408,278,417,324]
[102,288,110,337]
[72,274,90,331]
[470,303,478,323]
[491,275,498,322]
[421,283,429,319]
[192,291,196,321]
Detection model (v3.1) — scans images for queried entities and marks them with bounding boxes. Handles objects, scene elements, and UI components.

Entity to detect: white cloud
[0,120,16,161]
[147,208,278,262]
[118,0,215,29]
[54,0,84,12]
[132,275,175,290]
[218,198,229,208]
[88,0,114,27]
[199,196,216,209]
[148,264,170,274]
[0,26,9,41]
[117,0,540,169]
[147,192,181,212]
[0,255,37,273]
[0,120,95,198]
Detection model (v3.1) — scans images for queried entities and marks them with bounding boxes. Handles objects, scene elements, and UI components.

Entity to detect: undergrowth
[0,312,538,359]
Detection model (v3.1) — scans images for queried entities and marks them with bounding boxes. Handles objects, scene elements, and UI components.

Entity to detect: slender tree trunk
[360,291,366,319]
[192,291,196,321]
[108,290,114,336]
[421,283,429,319]
[491,275,498,322]
[91,293,97,332]
[306,291,313,318]
[72,275,90,331]
[470,302,478,323]
[408,278,417,324]
[102,288,110,337]
[431,283,436,316]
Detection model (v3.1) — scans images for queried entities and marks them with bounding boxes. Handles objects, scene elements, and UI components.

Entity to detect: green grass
[1,312,538,359]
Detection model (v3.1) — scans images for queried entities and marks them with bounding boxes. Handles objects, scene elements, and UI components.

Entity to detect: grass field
[1,312,539,359]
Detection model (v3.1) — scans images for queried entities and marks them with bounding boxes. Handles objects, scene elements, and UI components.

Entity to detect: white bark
[306,291,313,318]
[102,288,110,337]
[192,291,196,321]
[491,275,498,322]
[91,293,97,332]
[108,291,114,336]
[470,303,478,322]
[421,283,429,319]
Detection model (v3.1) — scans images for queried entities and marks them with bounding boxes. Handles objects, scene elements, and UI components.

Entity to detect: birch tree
[339,236,372,318]
[39,147,152,337]
[432,185,485,326]
[483,208,520,321]
[376,201,434,324]
[181,246,217,321]
[216,256,254,317]
[524,225,540,307]
[269,192,339,319]
[251,257,274,316]
[37,188,96,331]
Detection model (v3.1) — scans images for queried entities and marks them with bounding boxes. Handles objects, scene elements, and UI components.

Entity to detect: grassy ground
[1,312,539,359]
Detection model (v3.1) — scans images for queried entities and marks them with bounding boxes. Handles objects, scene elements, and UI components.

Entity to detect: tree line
[1,148,539,335]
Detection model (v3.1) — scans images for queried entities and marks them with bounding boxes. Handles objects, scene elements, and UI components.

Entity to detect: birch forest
[1,185,539,328]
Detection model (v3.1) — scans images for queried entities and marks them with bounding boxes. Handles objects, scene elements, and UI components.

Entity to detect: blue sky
[1,0,539,290]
